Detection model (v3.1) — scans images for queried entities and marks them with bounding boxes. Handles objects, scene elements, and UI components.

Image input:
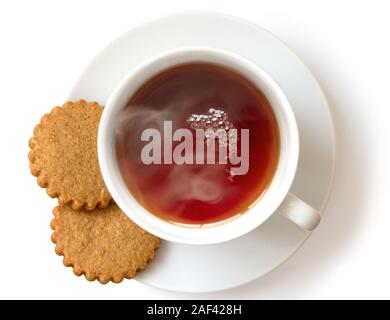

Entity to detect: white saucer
[69,12,335,293]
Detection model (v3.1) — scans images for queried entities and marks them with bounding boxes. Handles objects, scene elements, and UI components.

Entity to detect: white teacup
[98,47,321,245]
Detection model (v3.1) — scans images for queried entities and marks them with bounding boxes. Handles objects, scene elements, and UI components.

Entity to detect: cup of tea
[98,47,321,245]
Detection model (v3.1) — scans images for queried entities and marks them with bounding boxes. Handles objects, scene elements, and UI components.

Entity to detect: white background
[0,0,389,300]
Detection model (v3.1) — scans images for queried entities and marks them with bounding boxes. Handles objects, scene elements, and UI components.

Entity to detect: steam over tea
[116,62,280,225]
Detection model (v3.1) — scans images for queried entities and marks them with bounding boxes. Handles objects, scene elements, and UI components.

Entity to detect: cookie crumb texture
[28,100,111,210]
[51,204,160,284]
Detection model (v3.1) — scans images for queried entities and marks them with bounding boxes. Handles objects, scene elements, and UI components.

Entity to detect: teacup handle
[278,193,321,231]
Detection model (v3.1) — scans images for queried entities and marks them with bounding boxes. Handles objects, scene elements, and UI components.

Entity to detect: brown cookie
[28,100,111,210]
[51,204,160,284]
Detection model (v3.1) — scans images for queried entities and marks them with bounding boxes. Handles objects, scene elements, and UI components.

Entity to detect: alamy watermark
[140,109,250,175]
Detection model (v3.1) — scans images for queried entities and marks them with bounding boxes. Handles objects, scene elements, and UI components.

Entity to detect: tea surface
[116,63,280,225]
